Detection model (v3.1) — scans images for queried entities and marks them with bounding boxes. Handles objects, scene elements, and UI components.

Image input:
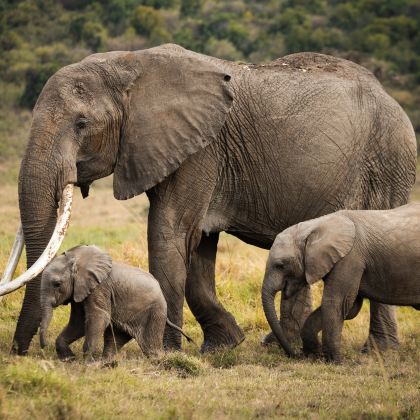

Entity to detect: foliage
[0,0,419,150]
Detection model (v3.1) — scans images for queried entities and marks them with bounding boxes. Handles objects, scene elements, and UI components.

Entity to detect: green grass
[0,171,419,418]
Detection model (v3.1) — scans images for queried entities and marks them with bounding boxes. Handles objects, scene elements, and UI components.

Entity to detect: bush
[19,63,60,109]
[131,6,164,37]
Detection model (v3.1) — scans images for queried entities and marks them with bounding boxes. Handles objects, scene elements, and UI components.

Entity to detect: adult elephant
[1,44,416,355]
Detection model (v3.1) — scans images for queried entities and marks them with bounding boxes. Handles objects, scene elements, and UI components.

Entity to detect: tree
[131,5,164,37]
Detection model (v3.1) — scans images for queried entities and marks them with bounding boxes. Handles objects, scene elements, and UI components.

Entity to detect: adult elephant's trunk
[261,274,295,357]
[39,300,54,349]
[5,120,76,355]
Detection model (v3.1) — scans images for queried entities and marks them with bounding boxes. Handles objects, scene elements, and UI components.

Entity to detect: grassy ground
[0,165,419,419]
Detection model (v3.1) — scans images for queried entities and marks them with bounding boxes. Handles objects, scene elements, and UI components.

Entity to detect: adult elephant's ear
[66,245,112,302]
[113,46,234,200]
[303,214,356,285]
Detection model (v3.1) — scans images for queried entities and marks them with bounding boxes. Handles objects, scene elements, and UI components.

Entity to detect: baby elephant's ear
[303,214,356,285]
[66,245,112,302]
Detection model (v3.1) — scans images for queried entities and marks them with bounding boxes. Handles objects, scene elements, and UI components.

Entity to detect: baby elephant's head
[261,213,356,357]
[39,245,112,348]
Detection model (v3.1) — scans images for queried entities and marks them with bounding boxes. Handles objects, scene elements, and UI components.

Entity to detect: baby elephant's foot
[302,337,321,357]
[303,347,322,358]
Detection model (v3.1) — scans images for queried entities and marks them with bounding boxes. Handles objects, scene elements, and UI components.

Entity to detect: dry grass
[0,169,419,419]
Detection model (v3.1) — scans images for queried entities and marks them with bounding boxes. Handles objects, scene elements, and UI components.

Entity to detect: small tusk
[0,225,25,302]
[0,184,74,297]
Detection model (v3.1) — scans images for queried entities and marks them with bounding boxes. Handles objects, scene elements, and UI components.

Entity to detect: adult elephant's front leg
[148,235,188,350]
[185,233,245,352]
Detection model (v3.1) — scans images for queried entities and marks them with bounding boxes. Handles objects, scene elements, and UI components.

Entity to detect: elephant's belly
[202,209,278,249]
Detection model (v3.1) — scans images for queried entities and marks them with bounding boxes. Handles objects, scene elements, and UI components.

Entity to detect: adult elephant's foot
[361,334,400,354]
[10,340,30,356]
[163,326,183,351]
[200,314,245,353]
[56,345,76,361]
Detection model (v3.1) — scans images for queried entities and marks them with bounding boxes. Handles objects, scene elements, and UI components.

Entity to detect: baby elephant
[40,245,192,360]
[262,203,420,363]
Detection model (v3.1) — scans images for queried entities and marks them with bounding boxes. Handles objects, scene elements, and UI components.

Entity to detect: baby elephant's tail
[166,319,196,345]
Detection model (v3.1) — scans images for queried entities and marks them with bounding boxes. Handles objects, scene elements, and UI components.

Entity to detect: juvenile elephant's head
[1,44,233,353]
[262,213,356,356]
[39,245,112,348]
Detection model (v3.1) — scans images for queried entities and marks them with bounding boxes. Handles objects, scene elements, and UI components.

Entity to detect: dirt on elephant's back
[253,52,377,82]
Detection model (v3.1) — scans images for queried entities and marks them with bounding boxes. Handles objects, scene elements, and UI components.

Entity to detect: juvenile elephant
[1,44,416,355]
[40,245,192,360]
[262,204,420,362]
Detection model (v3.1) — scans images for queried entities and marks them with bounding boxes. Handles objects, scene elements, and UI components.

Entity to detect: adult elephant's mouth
[0,184,74,297]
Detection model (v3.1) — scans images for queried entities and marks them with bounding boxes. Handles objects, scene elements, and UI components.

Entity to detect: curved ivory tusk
[0,184,74,297]
[0,225,24,285]
[0,225,25,302]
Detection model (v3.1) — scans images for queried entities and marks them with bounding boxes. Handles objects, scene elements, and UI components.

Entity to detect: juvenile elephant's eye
[52,280,61,288]
[275,262,285,269]
[75,118,88,130]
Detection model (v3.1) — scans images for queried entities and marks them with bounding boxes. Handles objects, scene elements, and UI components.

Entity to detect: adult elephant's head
[1,44,233,354]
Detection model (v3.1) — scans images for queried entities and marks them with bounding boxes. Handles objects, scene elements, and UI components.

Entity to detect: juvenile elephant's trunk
[262,275,295,357]
[40,301,53,349]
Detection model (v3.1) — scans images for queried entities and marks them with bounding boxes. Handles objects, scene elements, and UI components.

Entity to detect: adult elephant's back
[207,52,416,244]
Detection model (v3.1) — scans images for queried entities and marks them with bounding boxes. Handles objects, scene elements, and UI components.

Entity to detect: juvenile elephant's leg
[137,307,166,357]
[301,307,322,356]
[321,301,345,363]
[364,302,399,352]
[301,297,363,357]
[83,307,110,360]
[186,233,245,352]
[56,302,85,361]
[102,326,131,360]
[321,256,363,363]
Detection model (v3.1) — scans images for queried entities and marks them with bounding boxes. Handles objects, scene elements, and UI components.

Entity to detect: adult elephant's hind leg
[363,302,399,352]
[186,233,245,352]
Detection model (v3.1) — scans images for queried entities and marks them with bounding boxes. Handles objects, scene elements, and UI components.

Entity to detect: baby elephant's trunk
[166,319,195,345]
[39,302,53,349]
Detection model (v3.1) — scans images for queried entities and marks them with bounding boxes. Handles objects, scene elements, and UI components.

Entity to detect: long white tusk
[0,225,25,302]
[0,184,74,297]
[0,225,24,285]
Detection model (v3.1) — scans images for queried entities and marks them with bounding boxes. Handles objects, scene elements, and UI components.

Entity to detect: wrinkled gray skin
[40,245,189,359]
[262,205,420,363]
[15,43,416,355]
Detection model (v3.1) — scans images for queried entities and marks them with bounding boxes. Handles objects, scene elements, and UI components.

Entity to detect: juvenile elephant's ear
[66,245,112,302]
[113,45,234,200]
[303,214,356,285]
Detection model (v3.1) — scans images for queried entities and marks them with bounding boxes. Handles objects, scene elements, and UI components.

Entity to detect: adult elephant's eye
[75,118,88,130]
[52,280,61,288]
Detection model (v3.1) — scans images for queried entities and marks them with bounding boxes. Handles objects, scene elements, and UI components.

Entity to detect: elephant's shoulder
[257,52,377,82]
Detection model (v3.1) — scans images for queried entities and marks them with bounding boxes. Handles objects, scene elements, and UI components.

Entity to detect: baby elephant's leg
[301,307,322,357]
[135,306,166,357]
[102,326,132,360]
[83,308,110,360]
[56,303,85,361]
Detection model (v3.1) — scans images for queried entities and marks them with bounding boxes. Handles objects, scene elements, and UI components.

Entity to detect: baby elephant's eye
[275,262,285,269]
